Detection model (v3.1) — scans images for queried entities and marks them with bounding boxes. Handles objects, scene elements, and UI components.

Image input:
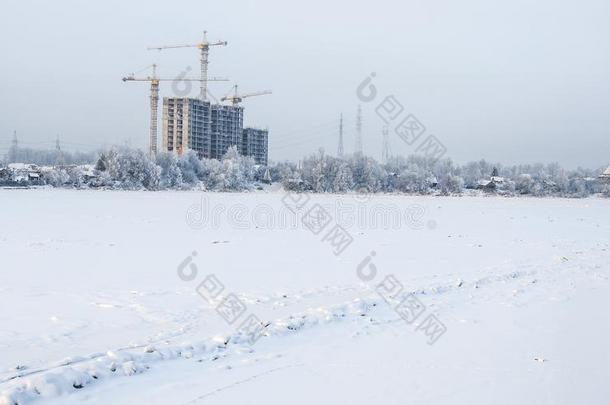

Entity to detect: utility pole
[337,113,344,158]
[381,125,391,164]
[355,105,363,155]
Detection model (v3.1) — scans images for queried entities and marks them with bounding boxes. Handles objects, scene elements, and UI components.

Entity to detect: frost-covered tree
[434,159,463,194]
[209,146,256,191]
[199,157,223,190]
[567,176,590,198]
[94,154,107,172]
[105,147,160,190]
[44,168,71,187]
[177,150,205,185]
[439,173,464,194]
[348,154,385,192]
[269,161,297,183]
[156,152,183,189]
[393,163,430,193]
[515,173,535,195]
[332,160,353,192]
[462,161,485,189]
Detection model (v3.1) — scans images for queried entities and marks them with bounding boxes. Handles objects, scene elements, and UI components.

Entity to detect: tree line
[2,146,609,197]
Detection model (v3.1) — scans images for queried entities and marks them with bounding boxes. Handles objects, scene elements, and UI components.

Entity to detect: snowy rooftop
[8,163,41,171]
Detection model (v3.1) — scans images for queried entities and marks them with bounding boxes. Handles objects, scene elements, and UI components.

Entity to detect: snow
[7,164,32,171]
[1,189,610,404]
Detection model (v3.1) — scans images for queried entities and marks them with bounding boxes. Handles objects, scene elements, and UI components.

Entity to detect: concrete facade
[210,104,244,159]
[242,127,269,165]
[162,98,212,158]
[162,97,267,164]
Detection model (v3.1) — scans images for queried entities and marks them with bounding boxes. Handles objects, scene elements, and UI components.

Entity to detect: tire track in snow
[2,255,602,405]
[181,363,304,404]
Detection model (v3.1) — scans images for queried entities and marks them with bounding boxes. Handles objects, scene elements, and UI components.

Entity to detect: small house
[477,179,496,191]
[8,163,43,185]
[477,176,505,191]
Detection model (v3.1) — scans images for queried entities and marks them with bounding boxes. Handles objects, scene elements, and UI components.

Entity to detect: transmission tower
[8,131,18,162]
[355,105,363,155]
[381,126,391,164]
[55,135,65,166]
[337,113,344,158]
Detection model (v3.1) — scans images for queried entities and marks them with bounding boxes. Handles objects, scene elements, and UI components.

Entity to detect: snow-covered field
[1,189,609,404]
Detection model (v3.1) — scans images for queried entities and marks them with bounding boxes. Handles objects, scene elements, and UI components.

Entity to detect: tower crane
[221,85,272,106]
[147,31,228,102]
[122,64,228,156]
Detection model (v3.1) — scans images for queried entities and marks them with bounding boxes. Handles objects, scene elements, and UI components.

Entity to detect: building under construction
[126,32,271,163]
[162,97,268,163]
[162,98,211,157]
[210,103,244,159]
[242,127,268,165]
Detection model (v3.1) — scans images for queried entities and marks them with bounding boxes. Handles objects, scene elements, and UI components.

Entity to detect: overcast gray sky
[1,0,609,168]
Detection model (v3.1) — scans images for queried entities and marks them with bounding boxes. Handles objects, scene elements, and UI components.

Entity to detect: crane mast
[149,65,160,156]
[148,31,227,102]
[122,64,228,156]
[200,40,209,102]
